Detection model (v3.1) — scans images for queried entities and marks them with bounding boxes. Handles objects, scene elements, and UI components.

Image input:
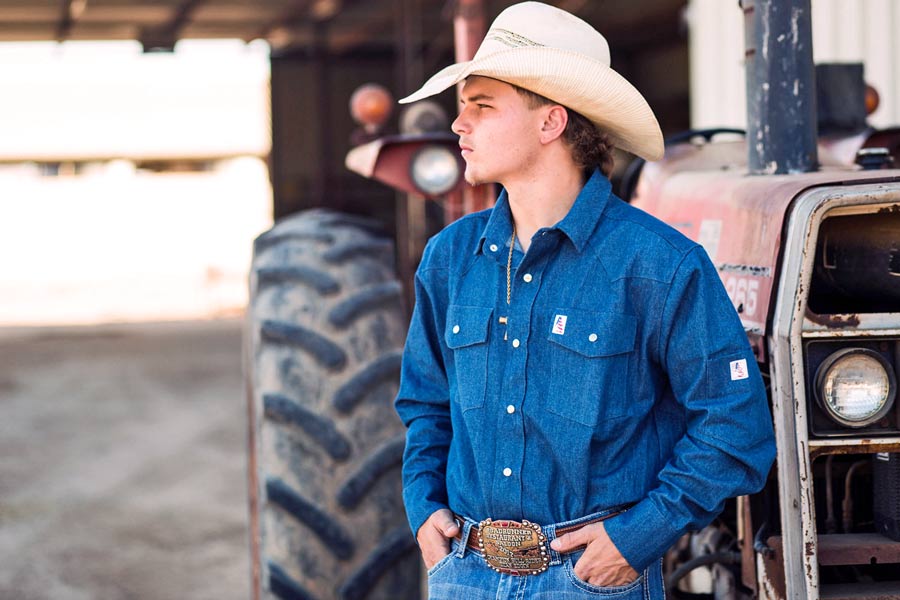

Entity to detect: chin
[463,166,491,187]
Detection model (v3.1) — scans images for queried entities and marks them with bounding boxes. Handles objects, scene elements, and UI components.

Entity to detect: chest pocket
[445,305,493,411]
[545,308,637,426]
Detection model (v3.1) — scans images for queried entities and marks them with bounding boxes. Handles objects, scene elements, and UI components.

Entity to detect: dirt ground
[0,318,250,600]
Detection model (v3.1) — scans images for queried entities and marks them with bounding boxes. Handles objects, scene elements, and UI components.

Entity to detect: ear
[539,105,568,144]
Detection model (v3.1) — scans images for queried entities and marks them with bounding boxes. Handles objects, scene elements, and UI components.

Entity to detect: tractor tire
[246,209,419,600]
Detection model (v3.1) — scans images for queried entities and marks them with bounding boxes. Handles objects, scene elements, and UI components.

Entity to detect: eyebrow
[461,93,495,104]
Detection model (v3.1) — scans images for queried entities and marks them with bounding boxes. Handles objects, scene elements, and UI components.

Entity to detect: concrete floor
[0,319,249,600]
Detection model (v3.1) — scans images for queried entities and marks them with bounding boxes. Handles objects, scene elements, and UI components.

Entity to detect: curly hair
[514,86,615,177]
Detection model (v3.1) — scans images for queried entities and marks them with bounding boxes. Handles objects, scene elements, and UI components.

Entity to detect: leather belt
[454,510,624,552]
[451,509,627,575]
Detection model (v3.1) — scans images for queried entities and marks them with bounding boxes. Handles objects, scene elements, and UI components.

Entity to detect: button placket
[492,247,552,515]
[492,245,529,513]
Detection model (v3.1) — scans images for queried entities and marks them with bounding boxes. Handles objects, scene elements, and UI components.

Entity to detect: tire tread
[336,434,406,510]
[265,477,355,560]
[263,393,352,461]
[332,352,403,414]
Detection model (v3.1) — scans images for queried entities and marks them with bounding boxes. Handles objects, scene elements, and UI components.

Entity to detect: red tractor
[245,1,900,598]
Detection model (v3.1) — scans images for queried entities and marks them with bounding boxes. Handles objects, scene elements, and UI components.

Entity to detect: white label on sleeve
[552,314,568,335]
[730,358,749,381]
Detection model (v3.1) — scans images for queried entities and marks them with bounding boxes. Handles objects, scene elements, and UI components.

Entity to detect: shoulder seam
[605,205,697,253]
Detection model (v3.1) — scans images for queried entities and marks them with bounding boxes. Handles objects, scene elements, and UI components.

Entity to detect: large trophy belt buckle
[476,518,550,576]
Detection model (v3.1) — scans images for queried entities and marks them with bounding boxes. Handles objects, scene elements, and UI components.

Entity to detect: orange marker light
[865,84,880,116]
[350,84,393,133]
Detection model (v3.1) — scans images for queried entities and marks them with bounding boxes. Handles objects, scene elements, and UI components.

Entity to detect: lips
[459,143,473,156]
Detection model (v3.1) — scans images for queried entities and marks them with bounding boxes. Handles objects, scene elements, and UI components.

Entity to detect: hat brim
[399,47,664,162]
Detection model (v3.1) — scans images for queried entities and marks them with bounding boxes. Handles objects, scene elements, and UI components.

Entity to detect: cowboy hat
[399,2,664,162]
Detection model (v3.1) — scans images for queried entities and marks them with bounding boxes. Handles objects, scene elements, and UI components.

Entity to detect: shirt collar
[476,168,612,256]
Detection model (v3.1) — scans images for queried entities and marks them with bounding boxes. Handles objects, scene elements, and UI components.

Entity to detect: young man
[394,3,776,598]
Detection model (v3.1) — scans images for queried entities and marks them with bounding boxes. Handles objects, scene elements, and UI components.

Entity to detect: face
[451,76,547,186]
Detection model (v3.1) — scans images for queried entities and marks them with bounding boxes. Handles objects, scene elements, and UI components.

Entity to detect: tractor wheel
[246,209,419,600]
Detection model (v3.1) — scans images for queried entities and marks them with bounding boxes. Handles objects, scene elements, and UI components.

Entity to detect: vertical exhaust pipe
[743,0,818,174]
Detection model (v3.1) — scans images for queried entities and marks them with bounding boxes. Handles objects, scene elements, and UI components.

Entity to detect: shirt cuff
[603,499,682,572]
[403,477,450,541]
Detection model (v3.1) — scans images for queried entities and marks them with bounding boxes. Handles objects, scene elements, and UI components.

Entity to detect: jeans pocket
[426,550,456,578]
[563,549,646,596]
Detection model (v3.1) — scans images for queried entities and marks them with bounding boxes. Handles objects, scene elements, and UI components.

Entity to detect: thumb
[550,528,587,552]
[437,511,459,537]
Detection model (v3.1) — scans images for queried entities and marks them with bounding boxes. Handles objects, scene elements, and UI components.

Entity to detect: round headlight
[409,145,460,196]
[815,348,896,427]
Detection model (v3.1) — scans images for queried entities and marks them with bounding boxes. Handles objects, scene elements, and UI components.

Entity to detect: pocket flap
[547,308,636,357]
[445,305,493,349]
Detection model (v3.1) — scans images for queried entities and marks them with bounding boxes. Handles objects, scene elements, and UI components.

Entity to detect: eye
[476,103,491,109]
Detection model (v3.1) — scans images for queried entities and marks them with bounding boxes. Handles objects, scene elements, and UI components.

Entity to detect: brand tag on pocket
[552,314,567,335]
[730,358,749,381]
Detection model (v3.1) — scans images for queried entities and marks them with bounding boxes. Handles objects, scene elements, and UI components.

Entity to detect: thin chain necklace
[500,222,516,340]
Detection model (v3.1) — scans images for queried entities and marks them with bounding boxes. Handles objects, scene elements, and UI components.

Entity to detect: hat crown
[474,2,610,67]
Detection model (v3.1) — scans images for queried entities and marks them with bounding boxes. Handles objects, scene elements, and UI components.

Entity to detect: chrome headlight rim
[814,347,897,428]
[409,145,460,197]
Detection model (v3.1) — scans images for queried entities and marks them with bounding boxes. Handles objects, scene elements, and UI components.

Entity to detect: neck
[503,156,586,253]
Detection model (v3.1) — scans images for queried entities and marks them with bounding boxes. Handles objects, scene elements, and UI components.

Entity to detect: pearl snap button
[589,333,598,342]
[489,244,498,252]
[452,325,460,334]
[512,338,520,348]
[503,468,512,477]
[507,405,515,414]
[523,273,533,283]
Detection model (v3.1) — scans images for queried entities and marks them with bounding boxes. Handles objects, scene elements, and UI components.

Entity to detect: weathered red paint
[351,134,467,199]
[631,138,900,361]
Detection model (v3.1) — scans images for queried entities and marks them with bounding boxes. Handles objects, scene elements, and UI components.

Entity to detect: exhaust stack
[743,0,818,174]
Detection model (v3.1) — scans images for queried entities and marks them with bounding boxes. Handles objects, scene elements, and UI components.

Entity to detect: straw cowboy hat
[400,2,664,162]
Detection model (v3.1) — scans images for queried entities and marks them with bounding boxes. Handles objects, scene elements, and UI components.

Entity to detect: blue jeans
[426,510,666,599]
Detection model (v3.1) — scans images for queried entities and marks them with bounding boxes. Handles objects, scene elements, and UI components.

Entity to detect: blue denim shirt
[395,169,776,572]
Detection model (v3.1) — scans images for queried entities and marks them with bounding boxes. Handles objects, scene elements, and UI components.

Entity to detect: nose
[451,110,469,135]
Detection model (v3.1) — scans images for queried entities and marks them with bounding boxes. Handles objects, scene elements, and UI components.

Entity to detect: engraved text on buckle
[476,519,549,575]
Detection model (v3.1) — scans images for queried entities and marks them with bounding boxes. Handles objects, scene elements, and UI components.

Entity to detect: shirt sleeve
[394,255,453,540]
[604,245,776,572]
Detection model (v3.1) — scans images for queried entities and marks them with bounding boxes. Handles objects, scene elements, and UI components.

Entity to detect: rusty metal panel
[631,142,900,360]
[740,495,759,593]
[817,533,900,566]
[767,182,900,599]
[802,313,900,338]
[809,438,900,461]
[819,582,900,600]
[761,535,788,600]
